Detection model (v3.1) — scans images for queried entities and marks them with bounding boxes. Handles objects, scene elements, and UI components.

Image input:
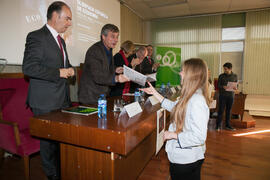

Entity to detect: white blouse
[161,89,209,164]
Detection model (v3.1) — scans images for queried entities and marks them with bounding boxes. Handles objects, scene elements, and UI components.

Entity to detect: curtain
[244,10,270,95]
[151,15,222,78]
[120,5,144,44]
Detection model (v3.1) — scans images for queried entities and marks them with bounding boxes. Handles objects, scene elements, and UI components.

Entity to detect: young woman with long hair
[141,58,210,180]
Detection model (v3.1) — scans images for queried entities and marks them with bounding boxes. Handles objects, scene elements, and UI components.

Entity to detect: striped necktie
[57,35,65,67]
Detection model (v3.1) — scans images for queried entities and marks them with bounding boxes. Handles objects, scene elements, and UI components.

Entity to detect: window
[221,27,245,81]
[221,27,245,52]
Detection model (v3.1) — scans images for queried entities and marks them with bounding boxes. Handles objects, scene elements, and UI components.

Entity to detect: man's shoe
[225,126,236,131]
[216,127,221,131]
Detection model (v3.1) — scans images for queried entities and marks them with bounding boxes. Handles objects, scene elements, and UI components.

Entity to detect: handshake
[59,68,75,78]
[115,66,129,83]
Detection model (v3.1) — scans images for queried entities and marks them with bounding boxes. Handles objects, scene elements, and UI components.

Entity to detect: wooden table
[30,97,165,180]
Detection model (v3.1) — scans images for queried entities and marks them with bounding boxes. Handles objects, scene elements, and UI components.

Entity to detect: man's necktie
[57,35,65,66]
[148,57,152,64]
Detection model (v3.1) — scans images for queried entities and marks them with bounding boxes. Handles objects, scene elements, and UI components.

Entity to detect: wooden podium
[30,100,162,180]
[231,93,256,128]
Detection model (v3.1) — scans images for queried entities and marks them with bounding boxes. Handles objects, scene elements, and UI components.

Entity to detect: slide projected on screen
[0,0,120,66]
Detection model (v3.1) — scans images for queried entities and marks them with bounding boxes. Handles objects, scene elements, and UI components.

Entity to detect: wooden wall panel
[120,5,144,44]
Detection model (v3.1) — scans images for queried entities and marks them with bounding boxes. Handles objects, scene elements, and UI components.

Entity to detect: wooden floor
[1,116,270,180]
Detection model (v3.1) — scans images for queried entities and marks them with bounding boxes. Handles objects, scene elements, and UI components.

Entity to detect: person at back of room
[216,62,238,131]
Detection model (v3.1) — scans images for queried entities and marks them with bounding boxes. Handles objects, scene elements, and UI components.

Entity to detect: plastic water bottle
[167,82,171,88]
[160,83,165,96]
[102,96,107,119]
[98,94,104,118]
[166,82,171,95]
[134,89,141,102]
[98,94,107,119]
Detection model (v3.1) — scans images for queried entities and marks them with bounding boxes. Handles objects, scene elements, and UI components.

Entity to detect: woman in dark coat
[110,40,140,96]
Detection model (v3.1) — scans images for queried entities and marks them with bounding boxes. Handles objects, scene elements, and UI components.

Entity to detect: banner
[155,46,181,87]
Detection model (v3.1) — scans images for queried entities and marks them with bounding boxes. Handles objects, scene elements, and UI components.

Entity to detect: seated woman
[110,40,139,96]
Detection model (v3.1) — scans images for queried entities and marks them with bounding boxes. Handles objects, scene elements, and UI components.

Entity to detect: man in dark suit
[141,45,160,75]
[22,2,74,180]
[78,24,129,105]
[127,46,148,92]
[127,46,148,74]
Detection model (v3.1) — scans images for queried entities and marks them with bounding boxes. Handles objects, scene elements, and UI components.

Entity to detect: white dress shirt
[161,88,209,164]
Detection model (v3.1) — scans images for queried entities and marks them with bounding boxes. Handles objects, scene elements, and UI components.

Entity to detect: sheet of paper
[170,87,176,94]
[123,101,142,118]
[124,65,147,86]
[122,93,134,96]
[209,100,216,109]
[226,82,238,91]
[156,109,166,155]
[146,73,157,82]
[148,95,159,105]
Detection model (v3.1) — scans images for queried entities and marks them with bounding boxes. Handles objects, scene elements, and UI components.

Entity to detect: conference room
[1,0,270,179]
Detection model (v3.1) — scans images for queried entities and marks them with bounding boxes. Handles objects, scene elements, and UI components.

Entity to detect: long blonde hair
[171,58,210,133]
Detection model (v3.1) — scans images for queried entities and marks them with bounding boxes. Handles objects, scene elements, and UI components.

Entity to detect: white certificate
[124,65,146,86]
[146,73,157,82]
[209,100,216,109]
[156,109,166,155]
[226,82,238,91]
[124,65,156,86]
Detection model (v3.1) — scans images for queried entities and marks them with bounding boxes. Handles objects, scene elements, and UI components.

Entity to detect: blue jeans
[217,94,234,128]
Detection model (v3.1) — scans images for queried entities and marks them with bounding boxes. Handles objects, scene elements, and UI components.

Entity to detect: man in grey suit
[22,1,74,180]
[78,24,129,105]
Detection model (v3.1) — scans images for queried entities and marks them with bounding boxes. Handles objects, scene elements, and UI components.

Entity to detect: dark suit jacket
[78,41,115,105]
[127,54,143,92]
[141,57,155,75]
[23,25,72,110]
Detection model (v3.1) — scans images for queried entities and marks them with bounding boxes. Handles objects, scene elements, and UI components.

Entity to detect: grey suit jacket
[23,25,72,110]
[78,41,115,105]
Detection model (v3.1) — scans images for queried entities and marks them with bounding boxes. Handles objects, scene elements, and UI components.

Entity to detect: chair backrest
[77,63,84,85]
[0,73,32,130]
